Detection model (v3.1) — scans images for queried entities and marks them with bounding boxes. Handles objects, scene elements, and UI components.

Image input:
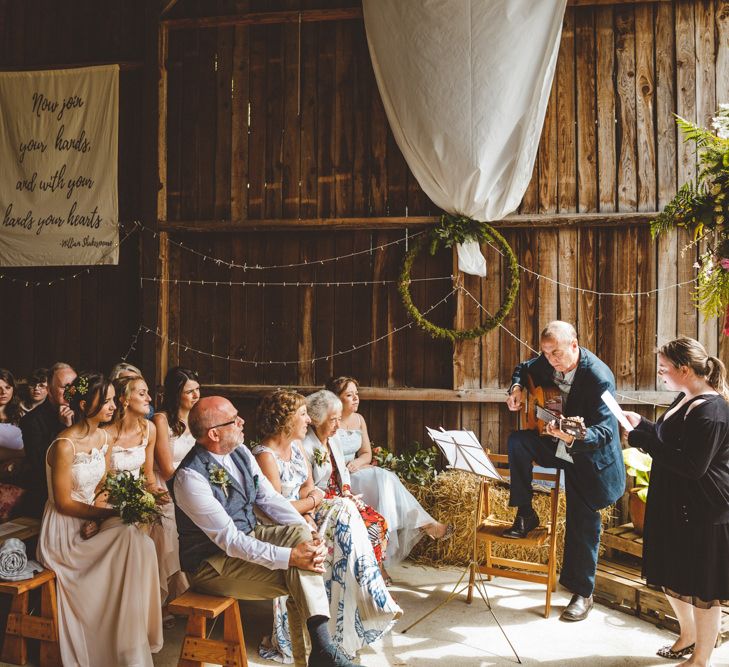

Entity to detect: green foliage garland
[651,107,729,329]
[399,214,520,341]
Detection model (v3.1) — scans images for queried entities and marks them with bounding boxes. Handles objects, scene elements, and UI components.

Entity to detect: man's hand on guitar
[507,386,523,412]
[545,419,576,445]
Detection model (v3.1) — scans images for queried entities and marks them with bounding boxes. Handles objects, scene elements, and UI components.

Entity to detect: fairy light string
[128,287,458,366]
[2,218,699,301]
[0,220,140,287]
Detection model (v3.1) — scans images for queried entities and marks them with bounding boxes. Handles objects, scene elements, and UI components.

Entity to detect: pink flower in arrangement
[720,258,729,270]
[724,304,729,336]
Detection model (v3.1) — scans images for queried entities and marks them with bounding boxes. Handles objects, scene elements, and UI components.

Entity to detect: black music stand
[400,427,521,663]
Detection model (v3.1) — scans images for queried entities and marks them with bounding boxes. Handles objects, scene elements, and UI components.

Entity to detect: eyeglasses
[209,414,241,430]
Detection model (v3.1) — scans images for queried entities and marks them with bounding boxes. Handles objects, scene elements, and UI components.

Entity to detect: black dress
[628,393,729,604]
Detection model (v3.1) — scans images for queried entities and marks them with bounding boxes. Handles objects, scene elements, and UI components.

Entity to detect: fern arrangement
[652,106,729,330]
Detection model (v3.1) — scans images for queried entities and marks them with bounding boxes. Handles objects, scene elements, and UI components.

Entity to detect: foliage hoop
[398,215,520,341]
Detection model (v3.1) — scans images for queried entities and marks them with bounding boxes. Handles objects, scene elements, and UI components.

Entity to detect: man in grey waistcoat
[172,396,355,667]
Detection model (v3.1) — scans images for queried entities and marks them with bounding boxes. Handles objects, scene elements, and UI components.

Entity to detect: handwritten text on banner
[0,65,118,266]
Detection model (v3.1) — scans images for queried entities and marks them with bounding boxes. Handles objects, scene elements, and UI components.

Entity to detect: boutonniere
[208,464,231,498]
[312,446,330,466]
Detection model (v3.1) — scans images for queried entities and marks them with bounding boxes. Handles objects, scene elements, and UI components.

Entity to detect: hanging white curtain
[363,0,566,272]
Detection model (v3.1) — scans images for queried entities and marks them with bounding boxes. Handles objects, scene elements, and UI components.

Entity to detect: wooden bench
[168,590,248,667]
[0,569,61,667]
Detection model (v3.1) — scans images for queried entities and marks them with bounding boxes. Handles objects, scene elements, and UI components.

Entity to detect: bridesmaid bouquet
[96,471,165,525]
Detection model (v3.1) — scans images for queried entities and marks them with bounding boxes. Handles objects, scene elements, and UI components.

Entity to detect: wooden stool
[0,569,61,667]
[168,591,248,667]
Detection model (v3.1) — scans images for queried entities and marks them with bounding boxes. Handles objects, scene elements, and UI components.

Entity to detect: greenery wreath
[398,214,520,341]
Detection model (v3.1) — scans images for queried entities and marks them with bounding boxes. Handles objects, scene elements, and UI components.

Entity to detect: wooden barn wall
[0,0,147,377]
[160,1,729,453]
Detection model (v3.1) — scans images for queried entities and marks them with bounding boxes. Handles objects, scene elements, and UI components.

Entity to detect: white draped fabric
[362,0,567,227]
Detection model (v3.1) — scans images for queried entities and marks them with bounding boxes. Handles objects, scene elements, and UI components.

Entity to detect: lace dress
[109,421,150,478]
[37,434,163,667]
[337,428,434,564]
[151,427,195,602]
[251,442,401,664]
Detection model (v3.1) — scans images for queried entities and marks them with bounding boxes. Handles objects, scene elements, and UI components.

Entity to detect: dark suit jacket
[19,399,64,518]
[512,347,625,510]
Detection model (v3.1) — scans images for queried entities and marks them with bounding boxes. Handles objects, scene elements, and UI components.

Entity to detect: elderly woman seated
[253,389,401,664]
[302,389,393,582]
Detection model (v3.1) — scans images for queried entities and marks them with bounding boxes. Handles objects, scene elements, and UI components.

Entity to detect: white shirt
[174,444,308,570]
[553,366,578,463]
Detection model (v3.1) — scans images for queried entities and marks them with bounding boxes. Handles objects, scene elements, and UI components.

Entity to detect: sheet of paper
[426,427,503,481]
[601,390,633,431]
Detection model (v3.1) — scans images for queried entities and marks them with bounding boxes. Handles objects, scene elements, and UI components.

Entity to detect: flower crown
[64,376,89,403]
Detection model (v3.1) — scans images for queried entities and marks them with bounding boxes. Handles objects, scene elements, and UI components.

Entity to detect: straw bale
[404,470,615,570]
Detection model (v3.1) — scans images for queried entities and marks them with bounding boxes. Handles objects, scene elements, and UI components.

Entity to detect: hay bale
[404,470,615,571]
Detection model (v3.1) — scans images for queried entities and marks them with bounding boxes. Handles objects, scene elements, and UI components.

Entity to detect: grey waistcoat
[171,443,258,574]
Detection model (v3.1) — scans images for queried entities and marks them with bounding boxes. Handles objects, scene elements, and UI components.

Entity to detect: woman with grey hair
[327,376,452,567]
[303,390,391,579]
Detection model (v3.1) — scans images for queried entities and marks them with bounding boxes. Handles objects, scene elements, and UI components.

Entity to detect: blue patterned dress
[252,442,402,663]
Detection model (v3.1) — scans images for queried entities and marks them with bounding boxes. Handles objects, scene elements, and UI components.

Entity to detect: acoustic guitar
[519,375,587,440]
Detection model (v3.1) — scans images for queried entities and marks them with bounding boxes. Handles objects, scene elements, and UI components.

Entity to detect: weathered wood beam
[159,211,658,233]
[163,8,363,31]
[162,2,671,32]
[570,0,669,5]
[205,383,675,405]
[0,61,143,71]
[161,0,180,17]
[141,0,162,384]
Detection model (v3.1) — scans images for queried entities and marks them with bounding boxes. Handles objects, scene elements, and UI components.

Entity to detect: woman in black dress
[624,337,729,666]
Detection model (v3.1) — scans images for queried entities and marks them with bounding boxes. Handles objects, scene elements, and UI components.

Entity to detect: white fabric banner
[362,0,566,224]
[0,65,119,266]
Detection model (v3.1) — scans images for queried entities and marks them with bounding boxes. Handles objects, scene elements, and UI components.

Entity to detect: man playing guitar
[505,321,624,621]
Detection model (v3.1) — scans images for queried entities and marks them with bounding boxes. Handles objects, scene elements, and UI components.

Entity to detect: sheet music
[426,427,503,481]
[601,390,633,432]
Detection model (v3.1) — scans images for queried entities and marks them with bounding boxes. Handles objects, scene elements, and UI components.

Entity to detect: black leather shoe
[308,644,357,667]
[503,512,539,539]
[560,594,593,621]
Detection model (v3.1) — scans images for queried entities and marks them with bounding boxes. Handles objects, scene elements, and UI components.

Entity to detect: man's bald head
[189,396,244,453]
[189,396,232,440]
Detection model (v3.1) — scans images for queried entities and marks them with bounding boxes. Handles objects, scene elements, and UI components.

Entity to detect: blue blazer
[512,347,625,510]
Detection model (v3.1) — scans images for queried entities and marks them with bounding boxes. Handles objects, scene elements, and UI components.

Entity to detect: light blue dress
[337,428,435,564]
[252,442,401,663]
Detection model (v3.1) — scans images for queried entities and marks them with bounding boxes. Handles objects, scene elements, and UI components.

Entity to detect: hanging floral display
[651,105,729,333]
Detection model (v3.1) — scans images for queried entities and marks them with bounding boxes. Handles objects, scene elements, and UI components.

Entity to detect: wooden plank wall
[0,0,147,379]
[1,1,728,456]
[157,0,729,452]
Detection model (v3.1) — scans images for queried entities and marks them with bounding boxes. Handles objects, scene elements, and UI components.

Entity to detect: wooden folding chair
[467,453,562,618]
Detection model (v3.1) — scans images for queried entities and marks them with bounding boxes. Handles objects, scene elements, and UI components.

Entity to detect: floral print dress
[325,445,390,564]
[251,442,401,663]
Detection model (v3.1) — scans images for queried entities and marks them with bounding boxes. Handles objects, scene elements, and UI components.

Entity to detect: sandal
[656,642,694,659]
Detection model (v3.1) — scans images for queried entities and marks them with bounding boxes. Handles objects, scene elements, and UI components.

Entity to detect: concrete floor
[4,562,729,666]
[153,562,729,667]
